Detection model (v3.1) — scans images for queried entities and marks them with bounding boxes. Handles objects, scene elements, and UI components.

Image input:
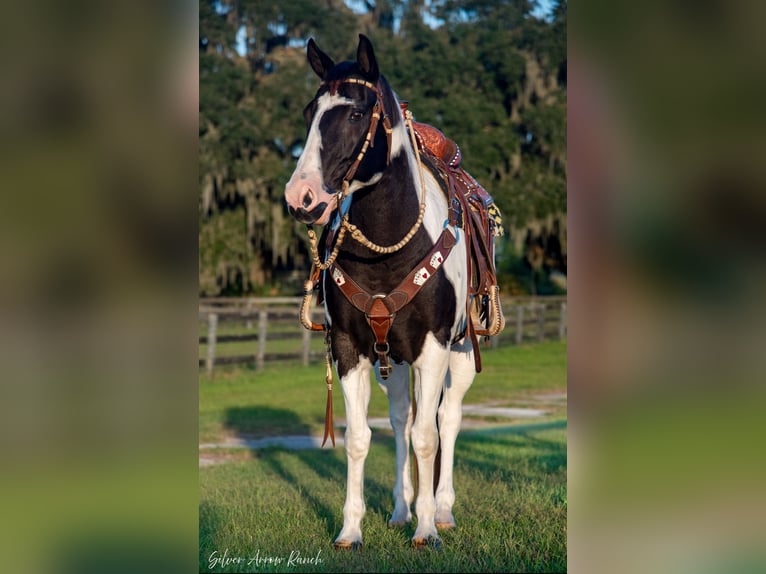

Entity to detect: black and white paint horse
[285,35,480,549]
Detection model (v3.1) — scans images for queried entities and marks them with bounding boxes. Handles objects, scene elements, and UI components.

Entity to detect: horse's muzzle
[288,202,328,224]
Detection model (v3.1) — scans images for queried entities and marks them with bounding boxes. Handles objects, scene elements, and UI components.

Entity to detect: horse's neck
[338,155,425,268]
[350,170,419,243]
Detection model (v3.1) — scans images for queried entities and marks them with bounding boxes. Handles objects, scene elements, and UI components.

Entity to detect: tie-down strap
[327,226,457,378]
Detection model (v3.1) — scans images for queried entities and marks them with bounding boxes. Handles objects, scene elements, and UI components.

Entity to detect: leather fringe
[321,330,335,447]
[322,383,335,447]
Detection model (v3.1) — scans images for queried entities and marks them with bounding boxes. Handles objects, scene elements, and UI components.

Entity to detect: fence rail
[199,296,566,375]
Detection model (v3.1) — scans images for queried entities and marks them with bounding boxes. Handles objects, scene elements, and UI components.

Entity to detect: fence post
[302,327,312,366]
[206,312,218,377]
[559,301,567,340]
[245,298,253,330]
[515,303,524,345]
[256,309,267,372]
[537,302,545,342]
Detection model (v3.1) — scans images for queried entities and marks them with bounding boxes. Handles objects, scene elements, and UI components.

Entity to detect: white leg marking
[376,362,413,526]
[410,334,451,544]
[435,338,476,528]
[335,357,373,548]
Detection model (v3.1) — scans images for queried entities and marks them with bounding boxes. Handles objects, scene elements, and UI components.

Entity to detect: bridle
[323,77,393,192]
[305,77,429,273]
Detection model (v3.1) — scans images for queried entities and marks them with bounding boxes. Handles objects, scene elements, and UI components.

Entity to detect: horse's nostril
[302,191,313,209]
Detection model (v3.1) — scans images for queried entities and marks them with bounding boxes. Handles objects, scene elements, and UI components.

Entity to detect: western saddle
[402,102,505,372]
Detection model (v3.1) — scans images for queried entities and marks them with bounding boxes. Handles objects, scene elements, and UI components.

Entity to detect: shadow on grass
[220,405,399,540]
[224,405,311,438]
[455,420,567,481]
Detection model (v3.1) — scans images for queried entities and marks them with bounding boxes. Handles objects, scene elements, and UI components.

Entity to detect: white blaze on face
[298,93,347,178]
[284,92,354,224]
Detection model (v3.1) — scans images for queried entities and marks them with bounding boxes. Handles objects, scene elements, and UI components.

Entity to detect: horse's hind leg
[335,358,373,550]
[376,362,414,527]
[435,339,476,529]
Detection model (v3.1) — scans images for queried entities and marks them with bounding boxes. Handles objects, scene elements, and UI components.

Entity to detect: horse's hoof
[333,540,362,551]
[436,520,456,530]
[412,536,441,551]
[388,518,411,528]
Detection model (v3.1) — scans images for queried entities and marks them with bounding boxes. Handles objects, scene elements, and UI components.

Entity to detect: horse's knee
[411,425,438,460]
[438,402,461,429]
[345,426,371,460]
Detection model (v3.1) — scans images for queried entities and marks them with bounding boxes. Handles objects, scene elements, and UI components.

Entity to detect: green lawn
[199,341,567,443]
[199,341,566,572]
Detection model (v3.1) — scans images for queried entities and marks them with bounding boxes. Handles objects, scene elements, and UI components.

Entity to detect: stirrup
[473,284,505,337]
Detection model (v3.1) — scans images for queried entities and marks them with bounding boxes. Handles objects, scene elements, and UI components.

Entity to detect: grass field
[199,341,567,573]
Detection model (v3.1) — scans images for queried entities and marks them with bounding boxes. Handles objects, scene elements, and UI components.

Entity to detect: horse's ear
[307,38,335,79]
[356,34,379,81]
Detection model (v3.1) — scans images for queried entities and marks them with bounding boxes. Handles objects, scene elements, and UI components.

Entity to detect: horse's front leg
[435,341,476,529]
[335,358,373,550]
[411,334,450,547]
[376,362,413,527]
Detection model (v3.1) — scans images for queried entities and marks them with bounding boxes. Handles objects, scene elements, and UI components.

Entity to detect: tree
[199,0,567,295]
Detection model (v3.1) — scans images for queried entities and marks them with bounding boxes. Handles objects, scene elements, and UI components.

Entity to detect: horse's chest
[325,264,456,372]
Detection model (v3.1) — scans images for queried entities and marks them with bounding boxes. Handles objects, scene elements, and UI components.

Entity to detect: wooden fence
[199,296,566,375]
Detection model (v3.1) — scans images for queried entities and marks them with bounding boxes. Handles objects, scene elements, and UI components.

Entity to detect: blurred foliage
[199,0,567,295]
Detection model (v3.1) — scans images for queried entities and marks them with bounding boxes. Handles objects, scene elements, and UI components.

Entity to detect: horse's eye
[349,110,364,122]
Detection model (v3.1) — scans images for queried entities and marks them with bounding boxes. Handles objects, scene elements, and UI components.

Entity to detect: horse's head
[284,34,395,225]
